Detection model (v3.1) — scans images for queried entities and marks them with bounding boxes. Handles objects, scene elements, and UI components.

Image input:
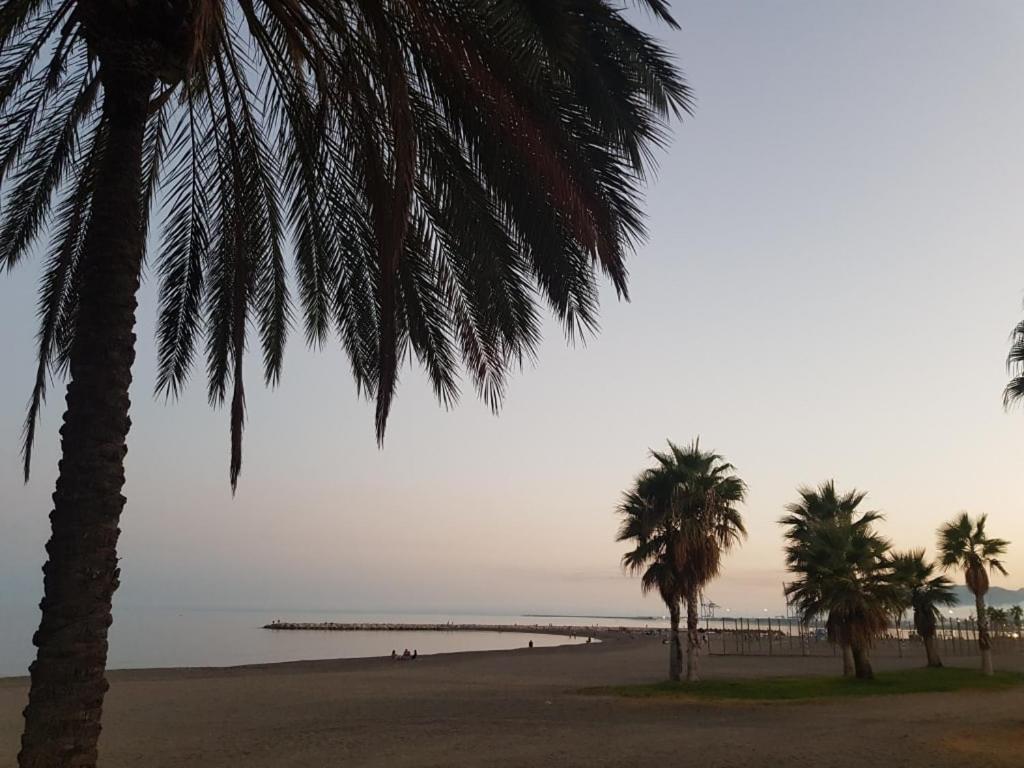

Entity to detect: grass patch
[587,667,1024,702]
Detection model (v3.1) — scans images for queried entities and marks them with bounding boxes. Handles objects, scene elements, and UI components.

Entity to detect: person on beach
[391,650,396,660]
[402,649,411,659]
[412,650,418,659]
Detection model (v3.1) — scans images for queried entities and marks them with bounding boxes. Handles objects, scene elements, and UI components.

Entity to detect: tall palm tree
[781,482,895,679]
[619,440,746,682]
[2,3,690,764]
[937,512,1010,676]
[618,489,683,681]
[780,481,881,676]
[889,549,958,668]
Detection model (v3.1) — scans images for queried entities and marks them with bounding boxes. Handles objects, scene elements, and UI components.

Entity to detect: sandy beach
[2,637,1021,767]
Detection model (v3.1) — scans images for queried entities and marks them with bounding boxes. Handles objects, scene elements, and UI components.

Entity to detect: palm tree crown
[784,511,897,652]
[618,441,747,586]
[937,512,1009,597]
[888,548,957,639]
[780,480,880,567]
[2,0,691,487]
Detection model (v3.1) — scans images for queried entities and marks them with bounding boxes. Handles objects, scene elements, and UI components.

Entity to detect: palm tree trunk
[841,644,854,677]
[685,587,700,682]
[974,592,993,676]
[851,643,874,680]
[668,598,682,682]
[923,633,943,668]
[18,67,154,768]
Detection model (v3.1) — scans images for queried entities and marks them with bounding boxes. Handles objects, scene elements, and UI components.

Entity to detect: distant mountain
[952,585,1024,606]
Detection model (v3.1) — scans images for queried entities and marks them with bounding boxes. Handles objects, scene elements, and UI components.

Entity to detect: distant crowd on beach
[392,649,418,660]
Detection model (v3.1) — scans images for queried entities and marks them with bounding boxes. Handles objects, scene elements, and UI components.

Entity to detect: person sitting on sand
[391,650,397,660]
[412,650,418,659]
[402,649,411,659]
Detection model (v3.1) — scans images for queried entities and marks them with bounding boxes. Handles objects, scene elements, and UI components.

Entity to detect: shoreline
[0,625,616,684]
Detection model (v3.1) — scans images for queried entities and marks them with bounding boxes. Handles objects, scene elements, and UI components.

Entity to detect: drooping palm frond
[3,0,690,488]
[1004,315,1024,408]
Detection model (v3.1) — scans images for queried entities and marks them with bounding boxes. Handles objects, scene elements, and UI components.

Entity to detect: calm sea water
[0,606,656,678]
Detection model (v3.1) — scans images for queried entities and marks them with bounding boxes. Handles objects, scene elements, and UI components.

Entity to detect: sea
[0,605,666,678]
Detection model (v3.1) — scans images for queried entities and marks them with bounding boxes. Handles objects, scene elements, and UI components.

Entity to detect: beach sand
[1,637,1022,767]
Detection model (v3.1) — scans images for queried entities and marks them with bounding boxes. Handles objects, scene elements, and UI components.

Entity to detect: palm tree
[889,549,958,668]
[937,512,1010,676]
[618,489,684,681]
[780,481,881,676]
[987,606,1009,637]
[1010,604,1023,634]
[782,482,896,679]
[619,440,746,682]
[2,3,690,764]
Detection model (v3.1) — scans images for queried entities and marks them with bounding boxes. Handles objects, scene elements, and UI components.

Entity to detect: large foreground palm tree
[889,549,958,668]
[1,2,690,764]
[781,481,896,679]
[618,440,746,682]
[937,513,1010,676]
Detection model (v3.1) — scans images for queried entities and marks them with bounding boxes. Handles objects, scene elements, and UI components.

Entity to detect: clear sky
[2,1,1023,618]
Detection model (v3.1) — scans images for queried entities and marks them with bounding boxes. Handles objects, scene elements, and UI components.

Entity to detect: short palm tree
[889,549,958,668]
[2,3,690,765]
[937,512,1010,676]
[782,482,895,679]
[619,440,746,682]
[780,481,882,676]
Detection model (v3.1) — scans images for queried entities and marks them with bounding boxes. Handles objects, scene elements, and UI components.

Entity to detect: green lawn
[586,667,1024,702]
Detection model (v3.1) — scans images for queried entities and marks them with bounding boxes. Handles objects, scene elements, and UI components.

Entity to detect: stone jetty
[262,621,626,640]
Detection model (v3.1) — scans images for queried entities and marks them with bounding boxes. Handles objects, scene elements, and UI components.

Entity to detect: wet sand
[1,637,1021,767]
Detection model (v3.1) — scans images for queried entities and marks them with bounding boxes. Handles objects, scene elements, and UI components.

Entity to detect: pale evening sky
[2,1,1023,619]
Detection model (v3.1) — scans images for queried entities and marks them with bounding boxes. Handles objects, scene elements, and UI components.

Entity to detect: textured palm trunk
[975,592,993,676]
[841,644,854,677]
[851,644,873,680]
[685,587,700,682]
[667,598,682,682]
[923,634,943,668]
[18,69,153,768]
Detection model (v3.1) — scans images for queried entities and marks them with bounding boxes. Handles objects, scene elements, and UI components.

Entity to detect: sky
[2,1,1024,620]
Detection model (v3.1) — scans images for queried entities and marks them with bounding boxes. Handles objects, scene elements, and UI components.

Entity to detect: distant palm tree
[619,440,746,682]
[1,2,690,765]
[618,490,683,681]
[937,513,1010,676]
[889,549,958,668]
[986,606,1009,638]
[1010,605,1024,634]
[780,481,882,676]
[782,482,896,679]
